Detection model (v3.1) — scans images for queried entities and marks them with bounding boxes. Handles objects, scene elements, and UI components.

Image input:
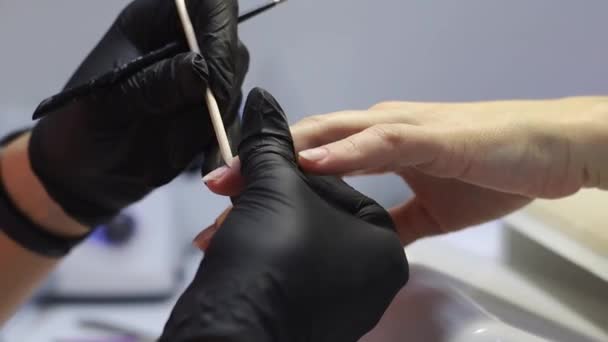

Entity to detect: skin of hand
[161,88,408,341]
[203,96,608,245]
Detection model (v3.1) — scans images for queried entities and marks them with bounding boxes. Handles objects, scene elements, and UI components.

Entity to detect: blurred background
[1,0,607,340]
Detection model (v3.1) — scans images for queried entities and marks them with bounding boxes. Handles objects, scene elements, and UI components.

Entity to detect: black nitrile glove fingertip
[238,88,295,173]
[241,88,291,142]
[185,52,209,86]
[167,52,210,110]
[113,52,209,119]
[32,99,53,120]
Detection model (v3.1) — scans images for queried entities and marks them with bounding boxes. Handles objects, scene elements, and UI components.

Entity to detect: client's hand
[160,88,408,342]
[205,97,608,244]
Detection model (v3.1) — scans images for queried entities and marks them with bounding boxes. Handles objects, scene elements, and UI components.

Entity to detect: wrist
[0,133,89,237]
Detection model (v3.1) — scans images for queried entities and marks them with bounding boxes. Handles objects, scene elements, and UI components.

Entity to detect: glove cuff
[0,130,88,257]
[28,124,121,227]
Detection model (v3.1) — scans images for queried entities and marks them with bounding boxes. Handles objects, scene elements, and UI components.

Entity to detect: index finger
[291,110,419,152]
[207,108,421,195]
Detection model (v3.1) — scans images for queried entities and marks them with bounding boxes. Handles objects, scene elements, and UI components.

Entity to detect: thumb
[389,199,443,246]
[238,88,296,179]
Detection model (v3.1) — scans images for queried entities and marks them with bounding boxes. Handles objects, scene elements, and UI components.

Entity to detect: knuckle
[367,124,403,149]
[415,128,455,175]
[342,137,363,155]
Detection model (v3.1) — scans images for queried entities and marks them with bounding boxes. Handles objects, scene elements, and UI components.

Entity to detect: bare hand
[204,97,608,244]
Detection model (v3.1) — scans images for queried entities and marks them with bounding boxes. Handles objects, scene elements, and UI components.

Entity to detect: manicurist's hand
[68,0,249,174]
[205,96,608,244]
[30,52,221,227]
[161,88,408,342]
[0,0,249,323]
[28,0,249,227]
[69,0,249,109]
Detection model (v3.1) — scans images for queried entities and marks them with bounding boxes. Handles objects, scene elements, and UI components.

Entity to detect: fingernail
[193,224,215,251]
[299,148,329,162]
[228,157,241,171]
[194,223,214,241]
[203,166,229,183]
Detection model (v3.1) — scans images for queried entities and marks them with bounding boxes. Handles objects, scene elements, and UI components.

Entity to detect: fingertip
[205,176,245,197]
[170,52,209,81]
[297,153,330,174]
[297,144,357,175]
[175,52,209,101]
[298,148,329,163]
[192,207,232,252]
[204,159,246,196]
[135,52,209,116]
[193,223,220,252]
[389,200,442,246]
[297,148,331,171]
[290,129,307,153]
[240,88,291,146]
[238,88,296,175]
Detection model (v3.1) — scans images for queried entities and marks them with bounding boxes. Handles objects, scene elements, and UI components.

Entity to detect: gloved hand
[160,88,409,342]
[28,0,249,227]
[67,0,249,173]
[29,51,216,226]
[67,0,249,115]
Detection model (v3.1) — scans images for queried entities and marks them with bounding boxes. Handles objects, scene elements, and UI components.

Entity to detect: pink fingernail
[299,148,329,162]
[203,166,229,183]
[193,224,214,250]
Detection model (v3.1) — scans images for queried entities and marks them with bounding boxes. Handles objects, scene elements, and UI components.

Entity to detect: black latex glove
[29,51,215,226]
[67,0,249,116]
[67,0,249,173]
[160,88,409,342]
[29,0,249,226]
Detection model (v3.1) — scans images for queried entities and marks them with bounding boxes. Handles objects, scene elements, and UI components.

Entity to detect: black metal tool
[238,0,287,23]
